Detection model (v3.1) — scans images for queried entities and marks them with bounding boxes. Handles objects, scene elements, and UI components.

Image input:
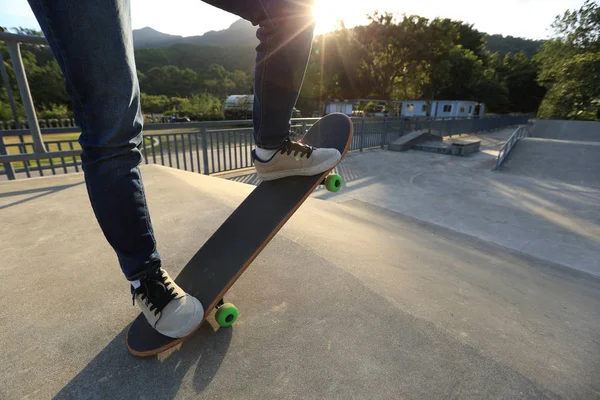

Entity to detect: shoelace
[132,271,177,316]
[279,139,314,159]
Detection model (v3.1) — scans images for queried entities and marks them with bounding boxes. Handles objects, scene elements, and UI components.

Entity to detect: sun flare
[312,0,345,34]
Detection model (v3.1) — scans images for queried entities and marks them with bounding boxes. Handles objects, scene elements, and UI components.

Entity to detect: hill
[484,34,545,57]
[133,19,258,49]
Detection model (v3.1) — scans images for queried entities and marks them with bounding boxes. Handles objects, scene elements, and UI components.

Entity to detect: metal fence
[1,115,530,180]
[0,118,77,130]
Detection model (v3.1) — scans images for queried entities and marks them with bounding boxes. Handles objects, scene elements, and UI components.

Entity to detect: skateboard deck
[126,113,353,357]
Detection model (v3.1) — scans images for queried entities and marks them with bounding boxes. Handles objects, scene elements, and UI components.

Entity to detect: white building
[325,99,485,118]
[402,100,483,118]
[324,100,354,116]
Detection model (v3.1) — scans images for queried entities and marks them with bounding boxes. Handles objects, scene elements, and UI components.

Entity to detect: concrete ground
[229,128,600,277]
[499,138,600,188]
[1,165,599,399]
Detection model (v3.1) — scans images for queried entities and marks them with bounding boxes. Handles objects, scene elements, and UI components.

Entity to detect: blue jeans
[27,0,316,280]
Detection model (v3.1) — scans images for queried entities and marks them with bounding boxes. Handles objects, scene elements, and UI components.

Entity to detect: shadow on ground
[0,181,85,210]
[54,322,232,400]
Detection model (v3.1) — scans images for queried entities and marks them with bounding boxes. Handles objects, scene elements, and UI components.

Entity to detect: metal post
[359,118,365,152]
[0,51,20,129]
[201,126,209,175]
[0,136,16,180]
[381,116,387,148]
[6,40,46,153]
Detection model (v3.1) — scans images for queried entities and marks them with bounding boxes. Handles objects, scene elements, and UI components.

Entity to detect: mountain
[133,27,183,48]
[131,21,546,77]
[133,19,258,49]
[484,34,545,57]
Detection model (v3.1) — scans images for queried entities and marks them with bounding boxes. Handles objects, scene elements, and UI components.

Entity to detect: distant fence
[0,118,77,130]
[1,115,530,180]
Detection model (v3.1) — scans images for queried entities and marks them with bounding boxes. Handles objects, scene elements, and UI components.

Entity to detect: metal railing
[495,125,531,169]
[1,115,531,180]
[0,118,77,130]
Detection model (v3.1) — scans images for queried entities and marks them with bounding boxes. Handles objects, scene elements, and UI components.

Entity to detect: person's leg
[203,0,341,180]
[206,0,313,147]
[27,0,203,338]
[27,0,156,281]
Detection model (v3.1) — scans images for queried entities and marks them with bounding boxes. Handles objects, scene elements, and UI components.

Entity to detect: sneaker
[253,138,341,181]
[132,268,204,338]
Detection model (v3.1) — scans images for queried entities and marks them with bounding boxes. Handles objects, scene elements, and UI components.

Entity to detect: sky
[1,0,591,40]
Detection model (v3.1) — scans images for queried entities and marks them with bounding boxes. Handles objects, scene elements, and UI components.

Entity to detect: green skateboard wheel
[215,302,238,328]
[324,174,343,192]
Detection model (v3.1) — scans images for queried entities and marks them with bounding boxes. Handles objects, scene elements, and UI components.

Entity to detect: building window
[406,104,414,112]
[443,104,452,113]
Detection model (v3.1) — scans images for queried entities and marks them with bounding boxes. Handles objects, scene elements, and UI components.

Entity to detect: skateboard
[126,112,353,357]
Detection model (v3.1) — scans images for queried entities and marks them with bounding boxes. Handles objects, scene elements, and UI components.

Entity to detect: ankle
[254,147,277,162]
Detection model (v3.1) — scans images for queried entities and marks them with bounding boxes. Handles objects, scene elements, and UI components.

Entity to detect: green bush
[38,104,72,120]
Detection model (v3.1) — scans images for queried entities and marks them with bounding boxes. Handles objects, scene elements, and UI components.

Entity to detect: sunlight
[312,0,346,34]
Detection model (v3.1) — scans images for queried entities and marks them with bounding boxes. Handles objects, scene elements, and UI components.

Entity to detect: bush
[0,100,24,122]
[38,104,72,120]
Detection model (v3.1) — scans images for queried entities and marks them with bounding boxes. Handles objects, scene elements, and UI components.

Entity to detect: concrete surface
[388,130,440,152]
[500,138,600,188]
[1,165,599,399]
[229,141,600,277]
[530,120,600,142]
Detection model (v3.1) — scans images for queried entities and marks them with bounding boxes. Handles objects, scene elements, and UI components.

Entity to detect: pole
[6,40,46,153]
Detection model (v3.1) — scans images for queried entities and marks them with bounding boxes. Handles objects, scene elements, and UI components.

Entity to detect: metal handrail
[495,125,530,169]
[0,31,48,45]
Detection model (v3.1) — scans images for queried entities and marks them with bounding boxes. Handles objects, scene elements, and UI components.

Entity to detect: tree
[535,0,600,119]
[140,65,198,97]
[500,52,545,113]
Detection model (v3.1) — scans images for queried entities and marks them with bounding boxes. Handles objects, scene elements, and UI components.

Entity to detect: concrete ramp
[1,165,599,399]
[530,119,600,142]
[500,137,600,188]
[499,120,600,188]
[389,130,480,156]
[388,130,440,151]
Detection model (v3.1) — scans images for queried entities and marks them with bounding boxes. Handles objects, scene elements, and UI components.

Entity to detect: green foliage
[38,104,71,119]
[134,44,255,75]
[0,100,20,121]
[535,0,600,120]
[140,92,222,120]
[3,10,581,121]
[1,29,250,123]
[484,34,545,58]
[179,93,223,120]
[140,65,199,97]
[303,12,541,113]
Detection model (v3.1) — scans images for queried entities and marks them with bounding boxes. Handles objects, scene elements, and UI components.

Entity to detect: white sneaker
[132,268,204,338]
[253,138,341,181]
